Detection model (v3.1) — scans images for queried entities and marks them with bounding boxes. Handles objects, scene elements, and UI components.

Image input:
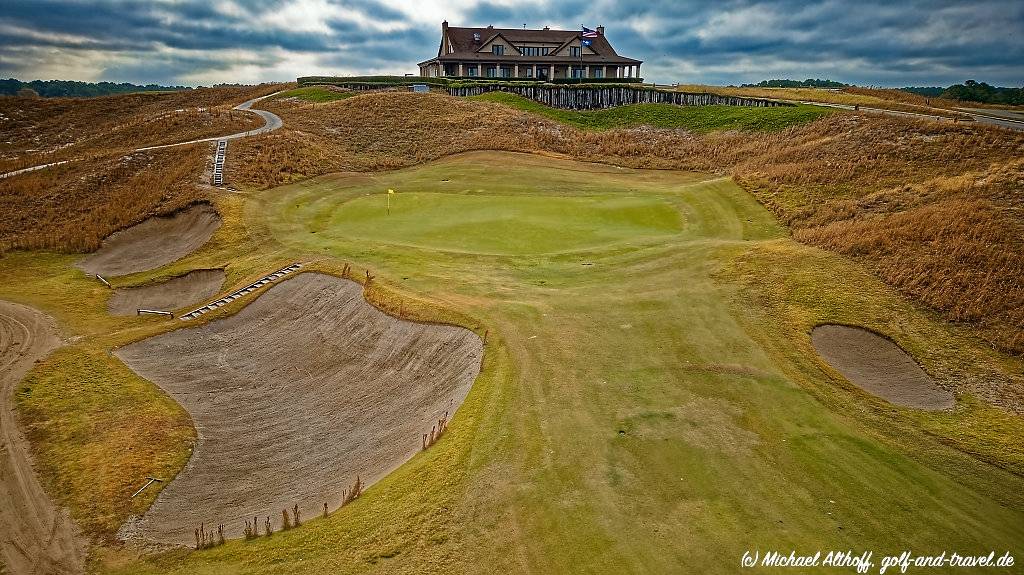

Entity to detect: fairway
[326,192,681,255]
[8,151,1024,575]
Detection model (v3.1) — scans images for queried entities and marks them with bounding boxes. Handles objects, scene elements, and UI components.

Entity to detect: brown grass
[0,145,208,253]
[670,84,968,118]
[0,85,285,174]
[226,91,1024,355]
[0,84,291,254]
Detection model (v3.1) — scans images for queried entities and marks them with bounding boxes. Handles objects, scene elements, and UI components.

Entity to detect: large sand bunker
[107,269,225,316]
[77,204,221,277]
[811,325,954,410]
[115,273,483,544]
[0,301,85,575]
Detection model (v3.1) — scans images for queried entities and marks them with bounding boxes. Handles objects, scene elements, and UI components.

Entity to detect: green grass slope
[471,92,831,131]
[7,152,1022,574]
[275,86,356,103]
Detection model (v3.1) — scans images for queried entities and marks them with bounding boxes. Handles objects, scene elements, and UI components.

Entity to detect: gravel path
[0,301,86,575]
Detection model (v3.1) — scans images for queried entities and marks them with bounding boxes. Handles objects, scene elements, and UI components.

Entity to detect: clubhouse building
[418,22,643,81]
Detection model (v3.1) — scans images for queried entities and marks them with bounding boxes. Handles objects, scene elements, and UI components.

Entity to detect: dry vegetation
[0,84,289,254]
[672,84,970,118]
[0,85,283,174]
[229,91,1024,355]
[0,146,208,253]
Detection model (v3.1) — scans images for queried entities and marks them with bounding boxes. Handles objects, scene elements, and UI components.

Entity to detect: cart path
[0,301,85,575]
[1,91,285,178]
[787,99,1024,131]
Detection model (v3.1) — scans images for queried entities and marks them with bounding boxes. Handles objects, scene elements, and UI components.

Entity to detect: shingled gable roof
[420,25,641,66]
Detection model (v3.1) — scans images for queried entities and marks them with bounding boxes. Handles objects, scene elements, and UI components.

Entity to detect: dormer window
[570,46,581,57]
[492,44,504,56]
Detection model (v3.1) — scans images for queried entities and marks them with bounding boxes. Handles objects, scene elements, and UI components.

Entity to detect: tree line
[0,78,189,98]
[923,80,1023,106]
[742,79,848,88]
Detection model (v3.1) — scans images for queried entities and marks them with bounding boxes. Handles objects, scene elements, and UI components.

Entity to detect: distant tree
[0,78,190,98]
[742,78,848,88]
[901,86,945,97]
[941,80,1023,105]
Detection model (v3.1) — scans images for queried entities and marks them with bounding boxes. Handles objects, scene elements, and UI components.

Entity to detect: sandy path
[811,324,954,410]
[115,273,483,544]
[108,269,225,316]
[0,301,85,575]
[76,204,221,277]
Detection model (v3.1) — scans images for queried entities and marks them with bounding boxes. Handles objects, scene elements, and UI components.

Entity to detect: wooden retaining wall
[446,84,790,110]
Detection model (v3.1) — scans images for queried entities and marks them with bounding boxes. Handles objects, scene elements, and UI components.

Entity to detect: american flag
[582,26,598,38]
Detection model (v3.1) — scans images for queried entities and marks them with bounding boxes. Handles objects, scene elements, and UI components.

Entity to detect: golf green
[324,192,682,255]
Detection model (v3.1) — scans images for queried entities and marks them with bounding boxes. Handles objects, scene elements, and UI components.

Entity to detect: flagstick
[387,192,390,215]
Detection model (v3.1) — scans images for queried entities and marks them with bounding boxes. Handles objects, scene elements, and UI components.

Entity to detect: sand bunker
[115,273,483,544]
[77,204,221,277]
[107,269,225,316]
[811,325,953,410]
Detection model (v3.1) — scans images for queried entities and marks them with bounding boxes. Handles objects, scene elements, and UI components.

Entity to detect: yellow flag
[388,189,395,194]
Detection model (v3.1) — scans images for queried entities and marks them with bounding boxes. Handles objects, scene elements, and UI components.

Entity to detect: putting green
[323,192,681,255]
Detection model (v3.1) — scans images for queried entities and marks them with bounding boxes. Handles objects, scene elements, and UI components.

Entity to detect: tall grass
[0,146,208,253]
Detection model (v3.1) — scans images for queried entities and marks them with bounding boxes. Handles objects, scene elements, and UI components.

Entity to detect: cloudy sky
[1,0,1021,87]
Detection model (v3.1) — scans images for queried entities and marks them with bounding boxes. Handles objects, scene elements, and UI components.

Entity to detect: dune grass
[6,152,1024,574]
[471,92,831,132]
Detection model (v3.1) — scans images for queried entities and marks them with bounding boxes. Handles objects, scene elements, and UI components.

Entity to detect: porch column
[550,64,555,80]
[636,63,641,79]
[458,63,463,77]
[585,65,590,78]
[533,64,537,78]
[514,64,520,78]
[603,65,607,78]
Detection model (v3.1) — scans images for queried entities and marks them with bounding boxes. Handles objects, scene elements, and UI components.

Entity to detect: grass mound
[274,86,355,103]
[471,92,830,131]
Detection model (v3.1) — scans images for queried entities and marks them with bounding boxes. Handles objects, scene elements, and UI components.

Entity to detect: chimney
[543,25,550,30]
[442,20,448,30]
[487,24,494,29]
[596,25,605,35]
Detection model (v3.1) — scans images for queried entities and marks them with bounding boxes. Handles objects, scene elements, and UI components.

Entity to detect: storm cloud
[1,0,1020,86]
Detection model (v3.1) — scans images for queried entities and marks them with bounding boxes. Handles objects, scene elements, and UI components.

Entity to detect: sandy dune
[115,273,483,544]
[0,301,85,575]
[77,204,221,277]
